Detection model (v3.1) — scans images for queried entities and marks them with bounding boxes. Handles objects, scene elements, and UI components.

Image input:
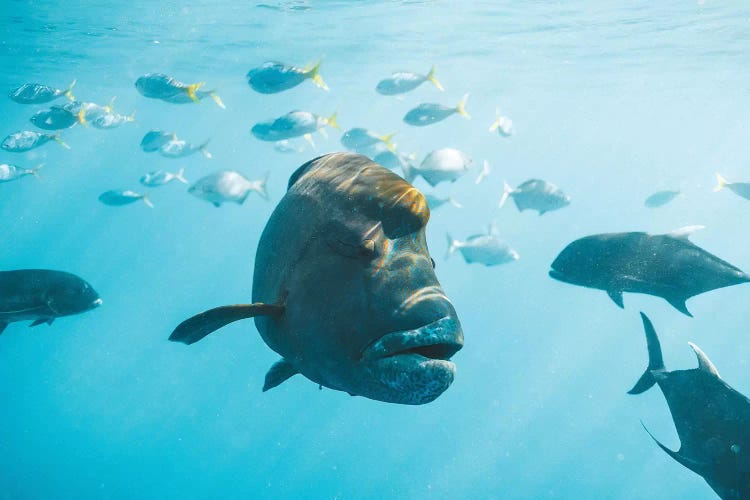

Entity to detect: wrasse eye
[328,238,378,260]
[361,239,376,257]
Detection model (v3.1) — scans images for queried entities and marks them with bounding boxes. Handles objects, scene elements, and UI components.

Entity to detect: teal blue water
[2,1,750,498]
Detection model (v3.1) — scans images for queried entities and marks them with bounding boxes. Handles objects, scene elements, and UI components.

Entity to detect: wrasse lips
[362,316,463,362]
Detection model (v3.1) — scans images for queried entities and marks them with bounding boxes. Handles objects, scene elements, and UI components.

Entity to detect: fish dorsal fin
[641,421,710,475]
[688,342,720,378]
[262,358,299,392]
[669,225,705,240]
[607,289,625,308]
[487,222,499,236]
[169,303,284,345]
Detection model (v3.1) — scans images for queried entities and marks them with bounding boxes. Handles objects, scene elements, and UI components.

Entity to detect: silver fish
[340,128,395,153]
[499,179,570,215]
[98,190,153,208]
[251,110,339,142]
[273,140,304,154]
[488,111,513,137]
[714,173,750,200]
[0,163,42,183]
[403,94,469,127]
[9,80,76,104]
[402,148,472,187]
[376,66,443,95]
[135,73,225,108]
[446,226,519,267]
[140,168,188,187]
[246,60,327,93]
[188,171,268,207]
[1,131,69,152]
[158,138,211,159]
[140,130,176,153]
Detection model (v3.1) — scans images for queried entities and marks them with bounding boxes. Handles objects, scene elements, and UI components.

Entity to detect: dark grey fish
[403,94,470,127]
[1,131,69,152]
[29,105,81,130]
[715,173,750,200]
[549,227,750,316]
[0,269,101,335]
[251,110,338,142]
[140,130,176,153]
[375,66,443,95]
[135,73,225,108]
[98,190,153,208]
[446,227,519,266]
[246,61,327,93]
[644,190,680,208]
[170,152,463,405]
[9,80,76,104]
[499,179,570,215]
[629,313,750,499]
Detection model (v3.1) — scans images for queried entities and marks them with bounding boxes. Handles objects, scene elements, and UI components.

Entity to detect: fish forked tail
[53,135,71,150]
[303,133,317,150]
[126,110,137,123]
[77,108,88,127]
[445,234,460,260]
[306,60,329,91]
[456,94,470,119]
[175,168,188,184]
[426,65,444,91]
[141,193,154,208]
[210,91,225,109]
[627,312,665,395]
[498,180,513,208]
[379,132,397,152]
[185,82,206,103]
[713,173,728,192]
[64,79,77,101]
[252,172,270,201]
[489,108,503,132]
[28,163,44,179]
[199,139,212,159]
[326,111,340,130]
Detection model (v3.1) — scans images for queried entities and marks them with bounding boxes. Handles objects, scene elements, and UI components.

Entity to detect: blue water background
[2,1,750,498]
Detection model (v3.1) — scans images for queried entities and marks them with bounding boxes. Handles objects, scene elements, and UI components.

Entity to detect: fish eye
[361,239,376,258]
[328,238,378,260]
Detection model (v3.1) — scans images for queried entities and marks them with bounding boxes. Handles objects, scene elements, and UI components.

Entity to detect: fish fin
[475,160,490,184]
[262,359,299,391]
[303,133,316,149]
[170,303,284,345]
[488,116,502,132]
[688,342,720,377]
[426,65,444,91]
[498,180,513,208]
[627,313,665,394]
[175,168,188,184]
[456,93,470,119]
[53,135,71,150]
[141,194,154,208]
[64,79,77,101]
[106,96,117,113]
[318,127,329,140]
[326,111,340,130]
[127,110,137,122]
[29,318,48,327]
[0,321,7,335]
[30,163,44,179]
[607,289,625,308]
[668,225,704,240]
[252,172,269,200]
[210,92,225,109]
[306,60,329,91]
[665,296,692,317]
[445,234,459,259]
[448,197,462,208]
[713,173,728,192]
[185,82,205,103]
[379,132,397,152]
[199,140,212,159]
[77,108,87,126]
[640,421,709,475]
[400,159,415,183]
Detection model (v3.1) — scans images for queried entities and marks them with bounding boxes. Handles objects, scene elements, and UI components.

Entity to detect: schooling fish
[188,171,268,207]
[140,168,188,187]
[402,148,471,187]
[158,138,211,159]
[246,60,327,93]
[251,110,339,143]
[374,149,417,173]
[446,226,519,266]
[170,152,463,405]
[629,313,750,499]
[489,110,513,137]
[0,269,101,335]
[340,128,395,153]
[29,105,82,130]
[135,73,225,108]
[273,140,304,154]
[89,110,136,130]
[98,190,153,208]
[140,130,176,153]
[0,163,42,183]
[549,226,750,316]
[2,131,69,152]
[475,160,491,185]
[375,66,443,95]
[403,94,470,127]
[714,173,750,201]
[424,194,461,210]
[644,190,680,208]
[499,179,571,215]
[9,80,76,104]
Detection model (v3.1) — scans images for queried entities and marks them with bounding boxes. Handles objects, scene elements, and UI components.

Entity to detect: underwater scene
[2,1,750,498]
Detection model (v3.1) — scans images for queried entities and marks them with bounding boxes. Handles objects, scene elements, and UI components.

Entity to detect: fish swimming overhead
[714,173,750,201]
[644,190,681,208]
[376,66,443,95]
[170,152,463,405]
[340,128,395,153]
[629,313,750,499]
[499,179,570,215]
[402,148,471,187]
[98,190,153,208]
[9,80,76,104]
[2,131,69,152]
[446,226,519,267]
[140,168,188,187]
[549,227,750,316]
[188,171,268,207]
[30,105,82,130]
[158,138,211,159]
[251,110,339,142]
[140,130,176,153]
[0,163,43,183]
[135,73,225,108]
[0,269,101,335]
[246,60,327,93]
[403,94,470,127]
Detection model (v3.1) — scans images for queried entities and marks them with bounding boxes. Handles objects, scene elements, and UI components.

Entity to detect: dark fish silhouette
[30,105,81,130]
[644,190,680,208]
[0,269,101,334]
[549,227,750,316]
[629,313,750,499]
[170,152,463,405]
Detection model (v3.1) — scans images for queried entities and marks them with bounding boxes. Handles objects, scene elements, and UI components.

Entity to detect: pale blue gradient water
[2,1,750,498]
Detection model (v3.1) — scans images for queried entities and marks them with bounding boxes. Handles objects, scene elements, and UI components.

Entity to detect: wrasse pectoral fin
[169,303,284,345]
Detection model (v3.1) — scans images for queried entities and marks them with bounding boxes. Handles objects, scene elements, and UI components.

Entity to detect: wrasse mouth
[548,269,570,283]
[361,316,463,362]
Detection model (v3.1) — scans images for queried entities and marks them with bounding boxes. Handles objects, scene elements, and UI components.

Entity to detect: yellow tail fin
[714,173,728,192]
[77,108,87,126]
[426,66,444,91]
[127,110,137,123]
[106,96,117,113]
[326,111,340,129]
[210,92,225,109]
[185,82,205,103]
[488,117,502,132]
[53,135,71,150]
[307,60,329,91]
[141,193,154,208]
[456,94,470,119]
[379,132,396,151]
[64,79,76,101]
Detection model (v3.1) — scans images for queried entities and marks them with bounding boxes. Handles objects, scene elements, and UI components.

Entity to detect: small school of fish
[4,48,750,499]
